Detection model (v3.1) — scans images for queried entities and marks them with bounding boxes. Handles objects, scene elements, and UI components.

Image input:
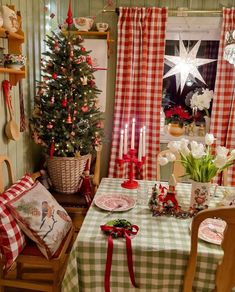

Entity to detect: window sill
[160,130,205,144]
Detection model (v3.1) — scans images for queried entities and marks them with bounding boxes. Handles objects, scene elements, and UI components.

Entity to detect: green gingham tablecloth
[62,178,232,292]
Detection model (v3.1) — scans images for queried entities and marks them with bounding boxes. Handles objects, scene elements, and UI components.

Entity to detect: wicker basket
[47,154,91,194]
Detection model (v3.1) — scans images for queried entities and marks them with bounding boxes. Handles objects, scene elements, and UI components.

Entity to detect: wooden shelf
[0,67,25,86]
[0,11,25,85]
[0,27,24,41]
[63,30,114,57]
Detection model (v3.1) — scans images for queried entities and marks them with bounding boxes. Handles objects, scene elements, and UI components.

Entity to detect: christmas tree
[30,31,104,157]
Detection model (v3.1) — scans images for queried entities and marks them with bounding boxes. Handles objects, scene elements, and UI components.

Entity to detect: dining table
[62,177,233,292]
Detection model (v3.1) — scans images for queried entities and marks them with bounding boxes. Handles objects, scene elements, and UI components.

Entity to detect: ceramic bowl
[74,17,94,31]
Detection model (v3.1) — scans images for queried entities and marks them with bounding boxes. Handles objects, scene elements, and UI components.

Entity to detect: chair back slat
[0,155,14,193]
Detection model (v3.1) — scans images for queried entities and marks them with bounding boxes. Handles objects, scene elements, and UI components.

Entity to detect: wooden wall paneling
[117,0,132,7]
[90,0,104,22]
[76,0,90,17]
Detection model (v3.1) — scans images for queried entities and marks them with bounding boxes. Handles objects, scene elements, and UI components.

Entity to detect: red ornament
[47,122,53,129]
[86,56,92,65]
[81,47,86,52]
[61,97,67,107]
[52,73,57,80]
[89,80,95,87]
[81,105,89,112]
[65,0,73,28]
[50,142,55,159]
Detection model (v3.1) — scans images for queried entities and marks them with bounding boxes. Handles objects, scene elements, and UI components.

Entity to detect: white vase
[204,116,211,133]
[190,181,211,210]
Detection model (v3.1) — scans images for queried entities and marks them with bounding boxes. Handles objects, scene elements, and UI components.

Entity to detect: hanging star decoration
[163,40,217,92]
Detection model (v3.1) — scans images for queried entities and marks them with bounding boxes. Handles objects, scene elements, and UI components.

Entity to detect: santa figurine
[79,159,93,207]
[164,174,180,211]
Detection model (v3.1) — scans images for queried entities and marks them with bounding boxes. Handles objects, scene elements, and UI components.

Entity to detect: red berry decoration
[52,73,57,80]
[81,47,86,52]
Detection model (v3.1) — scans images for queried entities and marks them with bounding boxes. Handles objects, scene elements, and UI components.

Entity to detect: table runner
[62,178,233,292]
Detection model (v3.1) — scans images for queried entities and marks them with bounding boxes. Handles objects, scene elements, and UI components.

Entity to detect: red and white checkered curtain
[210,8,235,186]
[108,7,168,180]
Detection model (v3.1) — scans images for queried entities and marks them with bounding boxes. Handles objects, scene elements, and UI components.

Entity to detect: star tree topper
[163,40,217,92]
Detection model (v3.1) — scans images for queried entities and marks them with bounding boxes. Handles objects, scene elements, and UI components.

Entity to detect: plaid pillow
[0,174,34,271]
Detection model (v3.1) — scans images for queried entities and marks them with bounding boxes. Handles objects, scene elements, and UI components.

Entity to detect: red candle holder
[117,149,146,189]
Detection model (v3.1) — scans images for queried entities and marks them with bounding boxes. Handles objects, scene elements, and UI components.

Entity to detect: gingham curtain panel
[108,7,168,180]
[210,8,235,186]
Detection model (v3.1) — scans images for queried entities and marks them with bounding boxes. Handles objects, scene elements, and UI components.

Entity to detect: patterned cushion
[1,5,19,33]
[7,181,73,259]
[0,174,35,271]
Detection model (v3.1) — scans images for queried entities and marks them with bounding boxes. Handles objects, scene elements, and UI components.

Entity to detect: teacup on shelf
[96,22,109,32]
[74,17,94,31]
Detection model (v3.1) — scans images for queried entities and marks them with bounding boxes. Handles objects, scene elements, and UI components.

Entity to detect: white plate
[190,218,226,245]
[94,194,136,212]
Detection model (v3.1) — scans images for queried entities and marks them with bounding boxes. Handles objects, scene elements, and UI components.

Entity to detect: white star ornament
[163,40,217,92]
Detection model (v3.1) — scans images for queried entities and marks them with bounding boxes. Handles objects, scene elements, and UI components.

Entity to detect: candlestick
[119,130,124,159]
[142,126,146,157]
[124,124,128,155]
[138,128,143,161]
[131,118,135,149]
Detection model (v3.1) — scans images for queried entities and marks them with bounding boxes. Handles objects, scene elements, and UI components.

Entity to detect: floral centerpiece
[4,54,26,69]
[164,105,191,127]
[158,134,235,209]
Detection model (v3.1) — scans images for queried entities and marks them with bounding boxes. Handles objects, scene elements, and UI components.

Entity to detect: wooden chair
[183,206,235,292]
[157,149,185,182]
[0,155,75,292]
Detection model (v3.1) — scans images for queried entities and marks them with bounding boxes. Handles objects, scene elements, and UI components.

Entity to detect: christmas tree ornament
[89,79,95,87]
[61,97,67,107]
[50,141,55,158]
[81,47,86,52]
[66,112,72,124]
[80,76,88,85]
[70,49,74,58]
[81,105,89,112]
[164,40,217,92]
[65,0,73,28]
[86,56,92,65]
[52,73,57,80]
[50,96,55,104]
[47,122,53,129]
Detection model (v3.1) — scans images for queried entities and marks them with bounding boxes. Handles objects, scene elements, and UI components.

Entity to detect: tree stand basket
[47,154,91,194]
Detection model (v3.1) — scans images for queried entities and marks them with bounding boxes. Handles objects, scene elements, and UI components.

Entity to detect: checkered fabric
[210,8,235,186]
[62,178,231,292]
[0,174,34,271]
[108,7,168,180]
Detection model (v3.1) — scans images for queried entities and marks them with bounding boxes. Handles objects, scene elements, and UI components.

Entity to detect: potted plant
[164,105,191,136]
[158,134,235,210]
[30,31,104,194]
[185,87,213,133]
[4,54,26,70]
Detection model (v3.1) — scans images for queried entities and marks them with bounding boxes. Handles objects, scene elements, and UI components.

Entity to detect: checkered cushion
[0,174,35,271]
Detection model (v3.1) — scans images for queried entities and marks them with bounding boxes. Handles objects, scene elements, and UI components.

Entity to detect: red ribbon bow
[100,224,139,292]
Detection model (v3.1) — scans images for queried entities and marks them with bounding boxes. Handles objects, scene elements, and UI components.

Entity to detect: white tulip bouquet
[158,134,235,182]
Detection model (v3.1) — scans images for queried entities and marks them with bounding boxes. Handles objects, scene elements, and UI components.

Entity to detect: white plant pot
[6,63,23,70]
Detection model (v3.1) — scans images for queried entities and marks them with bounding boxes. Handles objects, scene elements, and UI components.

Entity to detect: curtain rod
[102,8,222,15]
